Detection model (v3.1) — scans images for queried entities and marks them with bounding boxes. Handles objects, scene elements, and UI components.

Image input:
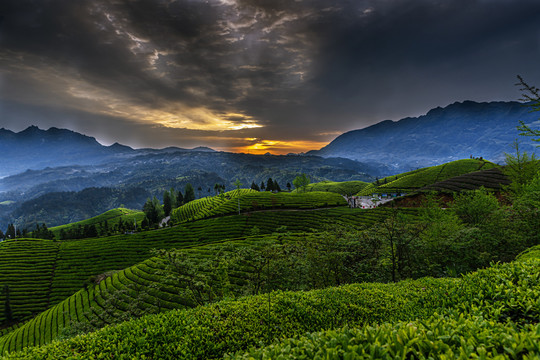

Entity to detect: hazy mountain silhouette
[309,101,539,172]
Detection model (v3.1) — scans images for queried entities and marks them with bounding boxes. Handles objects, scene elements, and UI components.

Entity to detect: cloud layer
[1,0,540,152]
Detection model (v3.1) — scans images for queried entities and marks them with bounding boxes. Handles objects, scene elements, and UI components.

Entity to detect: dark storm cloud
[1,0,540,152]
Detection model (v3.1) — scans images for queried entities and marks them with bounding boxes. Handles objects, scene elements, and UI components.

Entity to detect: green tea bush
[230,315,540,359]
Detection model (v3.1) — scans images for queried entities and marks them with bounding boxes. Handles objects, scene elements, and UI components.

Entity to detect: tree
[504,140,540,195]
[452,187,500,226]
[293,173,310,192]
[143,196,164,225]
[5,224,15,239]
[184,183,196,203]
[169,188,178,208]
[177,190,184,207]
[373,209,425,282]
[260,181,265,191]
[234,179,242,215]
[286,182,291,191]
[251,181,260,191]
[274,180,281,192]
[0,229,3,240]
[163,190,173,217]
[197,186,202,198]
[266,178,274,192]
[516,75,540,143]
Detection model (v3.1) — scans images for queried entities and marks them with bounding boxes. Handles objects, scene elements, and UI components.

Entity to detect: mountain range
[0,125,214,178]
[1,100,538,230]
[309,100,539,171]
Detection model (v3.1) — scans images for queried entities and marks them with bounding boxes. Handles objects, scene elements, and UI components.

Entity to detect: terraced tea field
[420,167,510,192]
[0,203,403,334]
[358,159,498,195]
[171,190,347,223]
[292,180,369,195]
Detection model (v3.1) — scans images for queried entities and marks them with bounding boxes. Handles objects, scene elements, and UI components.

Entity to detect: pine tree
[251,181,260,191]
[177,190,184,207]
[163,190,173,216]
[274,180,281,192]
[184,183,196,203]
[169,188,178,209]
[266,177,274,192]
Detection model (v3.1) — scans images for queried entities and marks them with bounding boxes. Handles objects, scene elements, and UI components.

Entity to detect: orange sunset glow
[230,139,329,155]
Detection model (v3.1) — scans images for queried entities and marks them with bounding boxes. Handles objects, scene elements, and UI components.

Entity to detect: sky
[1,0,540,154]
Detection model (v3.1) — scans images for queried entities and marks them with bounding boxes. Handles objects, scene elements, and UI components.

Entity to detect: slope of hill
[357,159,497,196]
[170,190,347,224]
[420,167,510,192]
[292,180,369,195]
[48,208,145,238]
[7,188,150,230]
[309,101,539,172]
[0,191,400,328]
[4,248,538,359]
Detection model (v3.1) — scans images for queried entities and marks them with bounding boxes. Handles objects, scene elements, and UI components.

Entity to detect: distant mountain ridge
[309,101,539,172]
[0,126,215,177]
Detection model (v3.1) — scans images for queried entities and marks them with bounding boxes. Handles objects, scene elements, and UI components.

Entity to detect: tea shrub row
[5,254,539,359]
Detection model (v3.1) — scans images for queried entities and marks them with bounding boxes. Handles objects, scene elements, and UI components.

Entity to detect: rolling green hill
[4,247,539,359]
[358,159,498,196]
[170,190,347,224]
[48,208,145,238]
[292,180,369,195]
[420,167,510,192]
[0,204,400,330]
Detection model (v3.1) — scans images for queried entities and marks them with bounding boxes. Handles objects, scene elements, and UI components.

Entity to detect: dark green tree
[169,188,178,209]
[184,183,196,203]
[143,196,164,225]
[176,190,184,207]
[266,178,274,192]
[286,182,291,191]
[163,190,173,217]
[251,181,260,191]
[260,181,265,191]
[5,224,15,239]
[274,180,281,192]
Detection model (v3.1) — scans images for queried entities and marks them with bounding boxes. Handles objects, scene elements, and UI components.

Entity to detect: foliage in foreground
[4,253,540,359]
[230,315,540,360]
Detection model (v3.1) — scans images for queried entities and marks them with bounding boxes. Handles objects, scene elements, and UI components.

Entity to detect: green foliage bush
[230,315,540,359]
[452,187,500,225]
[6,254,540,359]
